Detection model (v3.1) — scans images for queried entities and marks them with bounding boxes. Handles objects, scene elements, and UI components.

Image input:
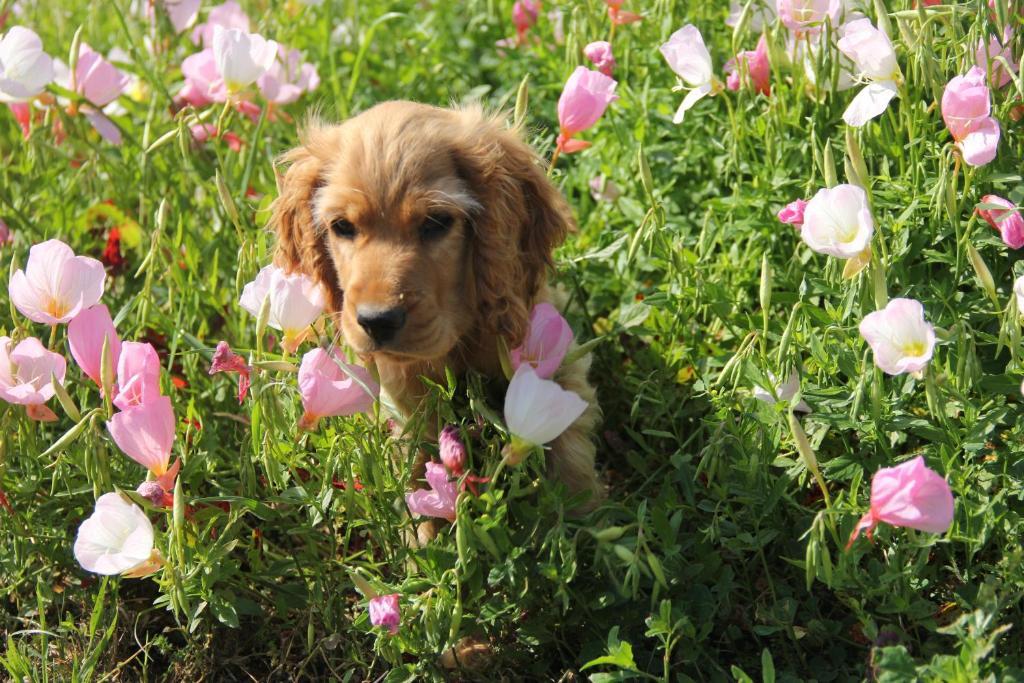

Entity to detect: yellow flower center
[900,341,926,357]
[45,298,68,320]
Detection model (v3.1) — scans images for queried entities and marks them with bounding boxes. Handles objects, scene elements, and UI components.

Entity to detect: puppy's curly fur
[271,101,602,508]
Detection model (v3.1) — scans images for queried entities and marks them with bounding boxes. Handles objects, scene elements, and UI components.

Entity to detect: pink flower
[10,239,106,325]
[68,304,121,387]
[606,0,642,25]
[725,35,771,96]
[942,67,1001,167]
[847,456,954,548]
[257,46,320,105]
[977,195,1024,249]
[556,66,617,154]
[439,425,467,475]
[297,347,378,430]
[859,298,936,376]
[583,41,615,77]
[405,461,458,522]
[113,342,162,411]
[975,28,1018,89]
[0,218,11,245]
[512,0,540,43]
[0,336,66,420]
[775,0,839,34]
[368,594,400,635]
[777,198,808,229]
[209,340,252,403]
[179,48,226,106]
[191,0,250,47]
[510,303,573,379]
[74,492,160,576]
[107,395,176,476]
[801,184,874,259]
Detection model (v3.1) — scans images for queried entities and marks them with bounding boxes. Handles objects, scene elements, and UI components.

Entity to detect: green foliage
[1,0,1023,680]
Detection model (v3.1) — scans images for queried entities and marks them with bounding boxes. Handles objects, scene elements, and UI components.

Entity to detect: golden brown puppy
[271,101,602,509]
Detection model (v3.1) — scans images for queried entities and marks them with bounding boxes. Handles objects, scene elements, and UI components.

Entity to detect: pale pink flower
[777,198,808,229]
[209,340,252,403]
[74,492,161,576]
[584,41,616,77]
[556,66,618,153]
[160,0,201,33]
[0,336,66,419]
[0,26,54,102]
[297,347,378,430]
[212,26,278,93]
[859,298,936,376]
[753,371,810,412]
[68,305,121,387]
[257,46,320,105]
[64,43,130,108]
[975,28,1018,89]
[1014,275,1024,313]
[10,239,106,324]
[775,0,840,34]
[368,594,400,635]
[548,10,565,45]
[439,425,467,475]
[179,48,226,106]
[405,461,458,522]
[801,184,874,259]
[727,1,776,31]
[847,456,954,548]
[191,0,250,47]
[589,176,621,202]
[837,18,902,127]
[136,480,169,506]
[510,303,573,379]
[660,25,720,123]
[107,395,176,476]
[942,67,1000,167]
[504,366,587,457]
[52,44,130,144]
[725,35,771,96]
[977,195,1024,249]
[239,264,327,353]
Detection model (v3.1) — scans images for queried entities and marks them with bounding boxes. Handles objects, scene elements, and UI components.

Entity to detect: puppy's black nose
[356,306,406,345]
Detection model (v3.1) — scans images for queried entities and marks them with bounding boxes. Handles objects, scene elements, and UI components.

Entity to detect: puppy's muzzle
[356,305,407,346]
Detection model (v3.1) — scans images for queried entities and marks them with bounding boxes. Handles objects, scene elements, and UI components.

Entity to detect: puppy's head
[272,101,574,362]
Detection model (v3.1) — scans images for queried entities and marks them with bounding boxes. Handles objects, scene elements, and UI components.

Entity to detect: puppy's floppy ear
[271,123,343,311]
[453,108,575,347]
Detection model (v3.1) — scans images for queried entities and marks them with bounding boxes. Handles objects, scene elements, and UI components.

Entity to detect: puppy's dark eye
[420,213,454,241]
[331,218,356,239]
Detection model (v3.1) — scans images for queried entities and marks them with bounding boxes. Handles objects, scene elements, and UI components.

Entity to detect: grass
[1,0,1023,680]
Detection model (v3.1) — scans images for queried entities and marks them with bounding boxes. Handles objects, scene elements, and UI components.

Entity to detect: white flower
[504,366,587,449]
[239,264,326,353]
[73,493,161,576]
[1014,274,1024,314]
[801,184,874,259]
[753,371,811,412]
[859,298,936,376]
[660,25,720,123]
[0,26,55,103]
[212,26,278,92]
